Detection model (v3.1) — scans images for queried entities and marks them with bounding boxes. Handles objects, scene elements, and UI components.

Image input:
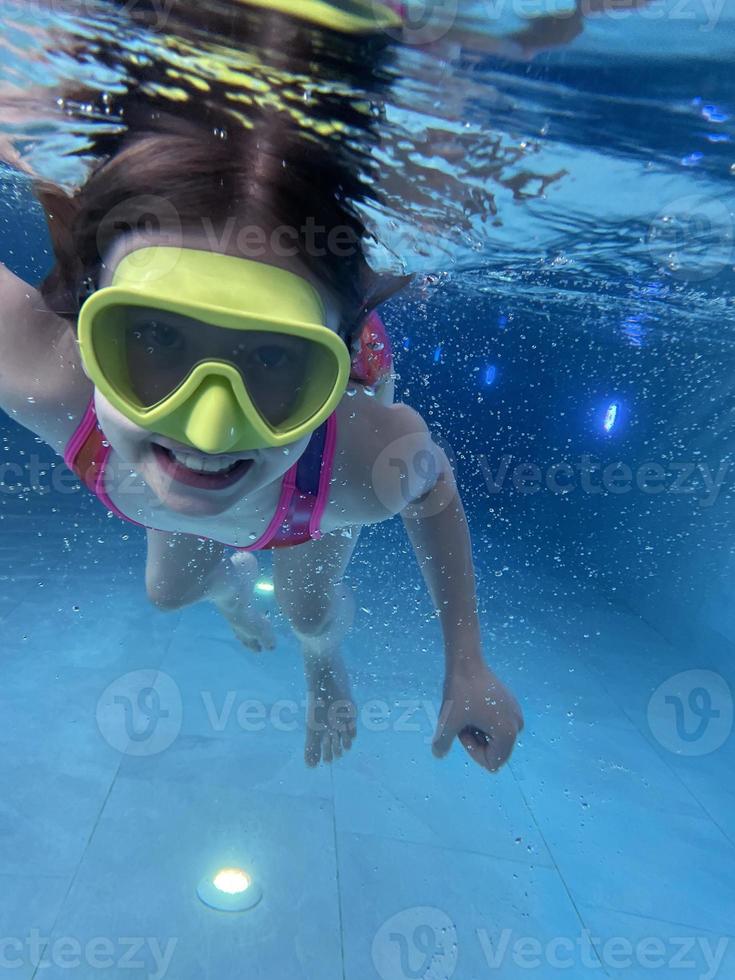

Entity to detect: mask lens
[124,315,193,406]
[231,331,334,429]
[91,306,341,431]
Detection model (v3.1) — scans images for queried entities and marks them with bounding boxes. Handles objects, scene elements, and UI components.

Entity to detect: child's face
[90,227,344,519]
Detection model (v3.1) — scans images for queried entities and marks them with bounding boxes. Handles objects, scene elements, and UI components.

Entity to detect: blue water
[1,1,735,977]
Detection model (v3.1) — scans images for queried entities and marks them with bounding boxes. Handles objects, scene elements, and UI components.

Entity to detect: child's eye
[141,321,184,351]
[252,344,290,370]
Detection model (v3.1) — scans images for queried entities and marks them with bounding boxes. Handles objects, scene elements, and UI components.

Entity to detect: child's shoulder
[0,264,91,450]
[329,394,435,526]
[336,391,430,454]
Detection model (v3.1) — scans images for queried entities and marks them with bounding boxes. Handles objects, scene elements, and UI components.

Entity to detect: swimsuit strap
[64,400,145,527]
[244,413,338,551]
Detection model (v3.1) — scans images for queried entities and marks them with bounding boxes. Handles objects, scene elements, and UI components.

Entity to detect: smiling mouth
[152,443,253,490]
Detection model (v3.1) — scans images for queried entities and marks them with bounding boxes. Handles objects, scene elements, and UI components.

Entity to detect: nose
[179,377,243,454]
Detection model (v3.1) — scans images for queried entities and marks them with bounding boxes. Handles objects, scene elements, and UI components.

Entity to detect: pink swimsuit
[65,312,393,550]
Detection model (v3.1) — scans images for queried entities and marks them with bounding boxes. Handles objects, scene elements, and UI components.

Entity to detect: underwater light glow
[197,867,263,913]
[255,580,274,594]
[702,104,729,123]
[214,868,251,895]
[681,151,704,166]
[603,402,619,433]
[483,364,497,386]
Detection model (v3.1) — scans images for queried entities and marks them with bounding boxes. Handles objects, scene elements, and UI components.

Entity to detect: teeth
[170,449,238,474]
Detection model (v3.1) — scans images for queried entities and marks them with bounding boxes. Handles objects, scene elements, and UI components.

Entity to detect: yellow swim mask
[77,247,352,454]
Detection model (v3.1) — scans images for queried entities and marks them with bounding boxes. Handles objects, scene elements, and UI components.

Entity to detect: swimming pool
[1,1,734,977]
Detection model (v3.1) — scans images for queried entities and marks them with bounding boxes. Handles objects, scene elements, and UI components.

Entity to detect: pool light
[603,402,619,434]
[255,580,274,595]
[197,867,263,912]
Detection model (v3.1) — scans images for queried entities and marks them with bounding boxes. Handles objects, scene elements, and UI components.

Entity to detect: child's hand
[432,661,524,773]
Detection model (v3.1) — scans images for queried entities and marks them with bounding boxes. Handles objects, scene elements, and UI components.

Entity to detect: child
[0,10,523,772]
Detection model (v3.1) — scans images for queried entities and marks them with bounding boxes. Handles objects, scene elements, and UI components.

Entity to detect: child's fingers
[459,726,517,773]
[431,722,457,759]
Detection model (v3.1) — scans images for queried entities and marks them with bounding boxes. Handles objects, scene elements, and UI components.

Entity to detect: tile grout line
[553,591,735,846]
[577,900,735,941]
[30,760,124,980]
[31,617,180,980]
[330,765,348,980]
[612,596,735,849]
[582,653,735,850]
[506,759,613,978]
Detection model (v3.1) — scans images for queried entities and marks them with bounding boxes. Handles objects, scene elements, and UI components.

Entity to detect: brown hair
[35,5,411,344]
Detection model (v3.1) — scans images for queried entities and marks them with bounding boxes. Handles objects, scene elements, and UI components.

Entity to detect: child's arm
[0,261,89,449]
[400,446,524,773]
[345,399,523,773]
